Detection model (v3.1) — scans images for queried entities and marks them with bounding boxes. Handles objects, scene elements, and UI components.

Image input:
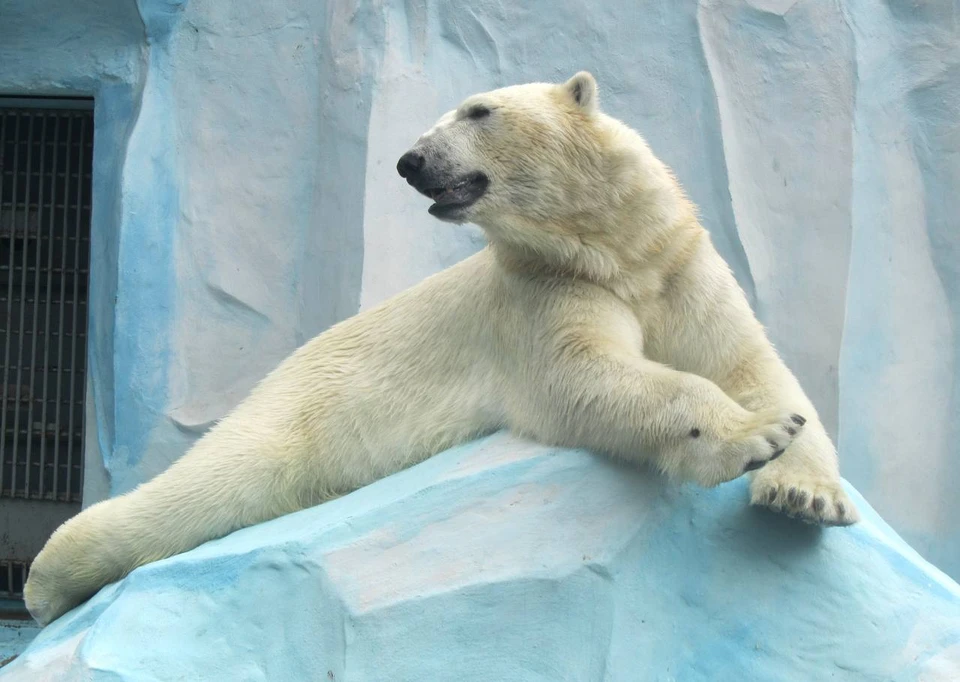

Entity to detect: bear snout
[397,150,425,179]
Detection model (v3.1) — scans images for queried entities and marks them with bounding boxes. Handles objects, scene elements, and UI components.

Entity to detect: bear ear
[563,71,598,114]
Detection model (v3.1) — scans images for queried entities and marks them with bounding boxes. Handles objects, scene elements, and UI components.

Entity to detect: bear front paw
[708,410,806,484]
[666,411,806,487]
[727,411,807,473]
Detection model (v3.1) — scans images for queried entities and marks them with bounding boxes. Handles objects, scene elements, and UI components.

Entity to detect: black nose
[397,151,425,179]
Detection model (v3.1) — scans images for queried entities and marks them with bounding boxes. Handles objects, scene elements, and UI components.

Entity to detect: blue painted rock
[3,433,959,681]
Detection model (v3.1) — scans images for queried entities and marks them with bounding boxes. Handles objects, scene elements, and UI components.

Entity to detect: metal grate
[0,560,29,601]
[0,105,91,504]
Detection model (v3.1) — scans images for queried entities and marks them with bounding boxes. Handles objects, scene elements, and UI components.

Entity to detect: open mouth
[417,172,489,218]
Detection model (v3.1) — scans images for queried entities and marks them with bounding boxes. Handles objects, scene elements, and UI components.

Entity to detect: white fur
[23,72,858,626]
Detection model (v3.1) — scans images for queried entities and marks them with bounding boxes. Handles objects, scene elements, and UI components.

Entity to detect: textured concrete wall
[0,0,958,583]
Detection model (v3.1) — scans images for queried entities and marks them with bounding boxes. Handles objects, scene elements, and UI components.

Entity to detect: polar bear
[23,72,858,626]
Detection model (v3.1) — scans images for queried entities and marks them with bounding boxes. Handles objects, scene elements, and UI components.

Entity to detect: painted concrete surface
[0,0,958,623]
[2,433,959,680]
[0,621,40,667]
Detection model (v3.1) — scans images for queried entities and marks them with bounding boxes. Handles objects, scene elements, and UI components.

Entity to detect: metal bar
[0,333,86,343]
[0,266,90,275]
[1,364,84,374]
[76,119,91,501]
[0,299,91,309]
[0,113,7,497]
[0,204,91,212]
[64,115,87,501]
[11,114,36,498]
[0,112,22,496]
[11,113,35,496]
[23,113,47,495]
[0,174,89,186]
[52,114,72,499]
[6,427,75,437]
[0,98,95,112]
[37,113,60,499]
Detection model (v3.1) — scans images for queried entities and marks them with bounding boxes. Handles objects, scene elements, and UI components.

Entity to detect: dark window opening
[0,99,93,604]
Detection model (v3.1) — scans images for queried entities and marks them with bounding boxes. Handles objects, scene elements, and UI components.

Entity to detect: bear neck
[488,186,706,303]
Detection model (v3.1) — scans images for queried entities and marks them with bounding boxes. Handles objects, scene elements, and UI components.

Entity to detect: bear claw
[749,474,860,527]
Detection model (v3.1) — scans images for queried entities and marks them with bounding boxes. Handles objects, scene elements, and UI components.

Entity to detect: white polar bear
[23,72,858,626]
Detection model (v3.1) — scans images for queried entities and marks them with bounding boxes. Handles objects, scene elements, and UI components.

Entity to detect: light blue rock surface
[2,433,959,681]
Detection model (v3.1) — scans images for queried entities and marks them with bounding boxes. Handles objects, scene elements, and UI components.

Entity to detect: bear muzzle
[397,150,489,219]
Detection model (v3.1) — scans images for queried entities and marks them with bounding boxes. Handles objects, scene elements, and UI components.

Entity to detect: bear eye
[467,105,491,120]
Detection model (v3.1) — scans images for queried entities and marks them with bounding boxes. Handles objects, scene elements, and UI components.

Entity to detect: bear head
[397,72,682,278]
